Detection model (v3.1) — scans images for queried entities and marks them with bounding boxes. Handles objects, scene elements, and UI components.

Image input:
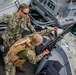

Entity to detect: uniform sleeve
[37,29,51,36]
[0,14,10,23]
[26,17,36,33]
[26,50,44,64]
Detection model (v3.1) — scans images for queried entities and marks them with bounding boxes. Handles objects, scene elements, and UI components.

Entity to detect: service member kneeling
[8,33,49,73]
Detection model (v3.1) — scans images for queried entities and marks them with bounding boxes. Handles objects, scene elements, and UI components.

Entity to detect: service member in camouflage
[5,27,57,75]
[0,3,36,74]
[0,3,36,54]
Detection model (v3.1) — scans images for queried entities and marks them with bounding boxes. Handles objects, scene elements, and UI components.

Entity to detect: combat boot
[16,67,26,73]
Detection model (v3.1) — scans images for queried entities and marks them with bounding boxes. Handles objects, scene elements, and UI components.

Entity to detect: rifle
[37,24,74,54]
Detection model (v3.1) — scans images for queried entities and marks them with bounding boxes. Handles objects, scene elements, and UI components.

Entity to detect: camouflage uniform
[9,29,51,65]
[4,29,51,75]
[18,29,51,64]
[0,13,36,54]
[0,13,35,75]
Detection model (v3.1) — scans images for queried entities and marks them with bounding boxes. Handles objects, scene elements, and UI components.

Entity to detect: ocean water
[71,24,76,36]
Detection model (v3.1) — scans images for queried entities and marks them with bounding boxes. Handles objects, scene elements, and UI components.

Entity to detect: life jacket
[8,36,34,67]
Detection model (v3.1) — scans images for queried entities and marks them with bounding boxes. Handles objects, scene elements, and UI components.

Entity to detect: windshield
[70,24,76,36]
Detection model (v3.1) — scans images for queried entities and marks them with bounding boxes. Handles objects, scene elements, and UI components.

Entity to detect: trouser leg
[4,54,16,75]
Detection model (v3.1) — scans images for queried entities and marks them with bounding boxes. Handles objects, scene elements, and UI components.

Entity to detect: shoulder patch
[28,18,31,23]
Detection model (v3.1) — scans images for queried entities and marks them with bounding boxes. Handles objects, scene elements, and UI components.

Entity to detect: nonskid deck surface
[0,50,35,75]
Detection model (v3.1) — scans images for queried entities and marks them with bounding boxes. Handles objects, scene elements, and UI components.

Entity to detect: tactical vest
[8,36,34,67]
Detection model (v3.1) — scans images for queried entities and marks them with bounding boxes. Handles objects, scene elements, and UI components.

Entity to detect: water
[71,24,76,36]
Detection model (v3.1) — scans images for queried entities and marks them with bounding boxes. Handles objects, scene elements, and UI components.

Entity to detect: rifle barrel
[41,24,74,52]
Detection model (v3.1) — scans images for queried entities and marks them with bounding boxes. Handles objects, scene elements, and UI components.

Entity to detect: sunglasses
[21,10,28,15]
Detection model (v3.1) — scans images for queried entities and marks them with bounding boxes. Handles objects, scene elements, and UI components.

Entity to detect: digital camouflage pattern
[0,12,51,75]
[0,13,36,75]
[0,13,36,53]
[4,55,16,75]
[8,29,51,65]
[3,29,51,75]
